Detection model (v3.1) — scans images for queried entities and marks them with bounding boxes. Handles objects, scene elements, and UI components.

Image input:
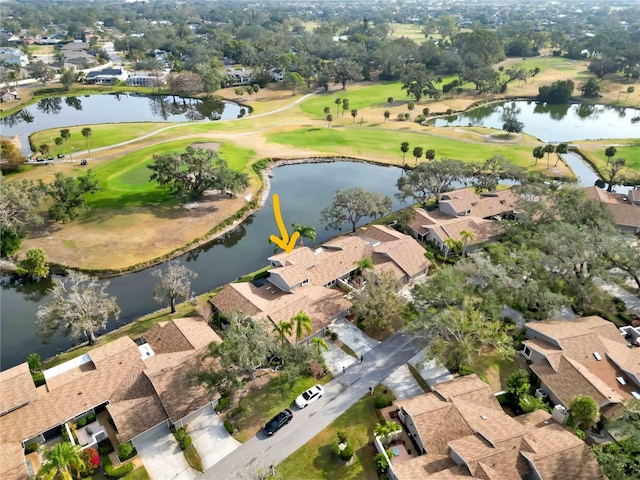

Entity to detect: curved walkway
[73,92,319,158]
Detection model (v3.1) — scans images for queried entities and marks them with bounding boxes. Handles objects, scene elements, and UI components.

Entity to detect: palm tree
[81,127,92,157]
[334,97,342,115]
[39,442,85,480]
[425,149,436,161]
[543,144,555,169]
[353,257,374,285]
[291,223,316,246]
[54,137,64,156]
[383,110,390,122]
[532,146,545,165]
[311,336,329,353]
[605,146,617,166]
[412,146,423,165]
[351,109,358,124]
[554,142,568,167]
[323,106,331,116]
[291,310,312,344]
[443,237,462,262]
[626,86,635,101]
[460,229,475,256]
[7,70,20,92]
[60,129,72,161]
[273,320,293,347]
[400,142,410,165]
[326,114,333,128]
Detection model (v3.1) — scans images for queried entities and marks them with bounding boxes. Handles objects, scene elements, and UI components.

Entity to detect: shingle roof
[432,374,501,410]
[393,381,605,480]
[0,363,37,416]
[526,317,635,408]
[0,318,220,480]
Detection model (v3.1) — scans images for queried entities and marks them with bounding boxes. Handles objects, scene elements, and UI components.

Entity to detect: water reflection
[64,96,82,110]
[37,97,62,115]
[533,102,570,121]
[0,274,52,303]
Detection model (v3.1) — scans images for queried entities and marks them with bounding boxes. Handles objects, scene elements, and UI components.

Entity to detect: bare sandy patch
[22,192,248,271]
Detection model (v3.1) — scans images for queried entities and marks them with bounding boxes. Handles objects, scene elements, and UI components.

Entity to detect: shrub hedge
[224,419,234,434]
[117,441,137,461]
[104,457,135,479]
[179,435,192,450]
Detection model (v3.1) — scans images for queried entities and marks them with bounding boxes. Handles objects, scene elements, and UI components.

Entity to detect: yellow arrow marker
[269,194,300,254]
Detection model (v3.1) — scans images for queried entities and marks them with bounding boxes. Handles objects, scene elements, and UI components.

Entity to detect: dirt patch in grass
[21,192,248,270]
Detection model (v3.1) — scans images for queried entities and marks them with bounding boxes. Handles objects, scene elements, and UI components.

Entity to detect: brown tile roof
[472,190,520,219]
[602,336,640,381]
[530,355,622,407]
[144,351,213,424]
[107,394,169,444]
[582,186,640,228]
[432,374,501,410]
[526,317,635,407]
[393,378,605,480]
[209,283,264,315]
[0,442,27,480]
[525,316,617,343]
[0,318,221,480]
[269,236,371,288]
[0,363,37,415]
[608,203,640,229]
[372,237,430,278]
[145,317,221,353]
[439,188,482,213]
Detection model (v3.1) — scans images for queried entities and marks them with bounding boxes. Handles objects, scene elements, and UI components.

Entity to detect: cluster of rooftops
[1,185,638,479]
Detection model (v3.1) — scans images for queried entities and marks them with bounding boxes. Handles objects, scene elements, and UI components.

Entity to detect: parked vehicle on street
[263,409,293,436]
[295,385,324,409]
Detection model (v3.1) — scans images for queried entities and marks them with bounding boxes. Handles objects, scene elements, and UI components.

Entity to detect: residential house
[392,374,605,480]
[225,67,254,86]
[0,47,28,67]
[85,67,128,84]
[583,186,640,234]
[126,71,167,87]
[0,317,220,480]
[407,188,520,252]
[270,68,285,83]
[522,316,640,417]
[0,90,21,102]
[210,225,430,343]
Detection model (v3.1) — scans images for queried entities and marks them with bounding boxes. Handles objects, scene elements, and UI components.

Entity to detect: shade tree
[152,261,197,313]
[39,171,102,223]
[37,271,121,346]
[396,158,468,206]
[320,187,392,233]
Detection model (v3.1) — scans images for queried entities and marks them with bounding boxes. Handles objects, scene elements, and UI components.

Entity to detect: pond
[429,101,640,142]
[0,161,406,370]
[1,93,249,155]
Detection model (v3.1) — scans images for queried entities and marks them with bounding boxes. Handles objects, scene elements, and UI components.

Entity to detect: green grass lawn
[76,138,255,210]
[267,126,539,168]
[29,123,171,155]
[234,374,333,443]
[578,140,640,177]
[277,388,385,480]
[504,56,585,72]
[299,77,470,117]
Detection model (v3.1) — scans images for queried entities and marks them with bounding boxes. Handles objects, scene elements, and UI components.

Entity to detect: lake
[1,93,248,155]
[430,101,640,142]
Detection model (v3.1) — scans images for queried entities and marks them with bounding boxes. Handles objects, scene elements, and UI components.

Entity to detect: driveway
[408,348,453,387]
[187,407,241,470]
[329,317,380,358]
[322,338,358,377]
[383,364,424,400]
[134,423,196,480]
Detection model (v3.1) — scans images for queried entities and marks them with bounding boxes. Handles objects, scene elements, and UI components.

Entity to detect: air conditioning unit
[535,388,549,400]
[552,404,569,424]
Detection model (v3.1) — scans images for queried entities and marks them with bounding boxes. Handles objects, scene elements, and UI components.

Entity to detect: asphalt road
[198,331,425,479]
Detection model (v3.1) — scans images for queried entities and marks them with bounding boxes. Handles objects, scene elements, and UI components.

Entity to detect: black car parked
[263,409,293,436]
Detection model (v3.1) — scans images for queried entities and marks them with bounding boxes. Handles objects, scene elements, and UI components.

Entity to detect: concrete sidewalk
[329,317,380,357]
[383,364,424,400]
